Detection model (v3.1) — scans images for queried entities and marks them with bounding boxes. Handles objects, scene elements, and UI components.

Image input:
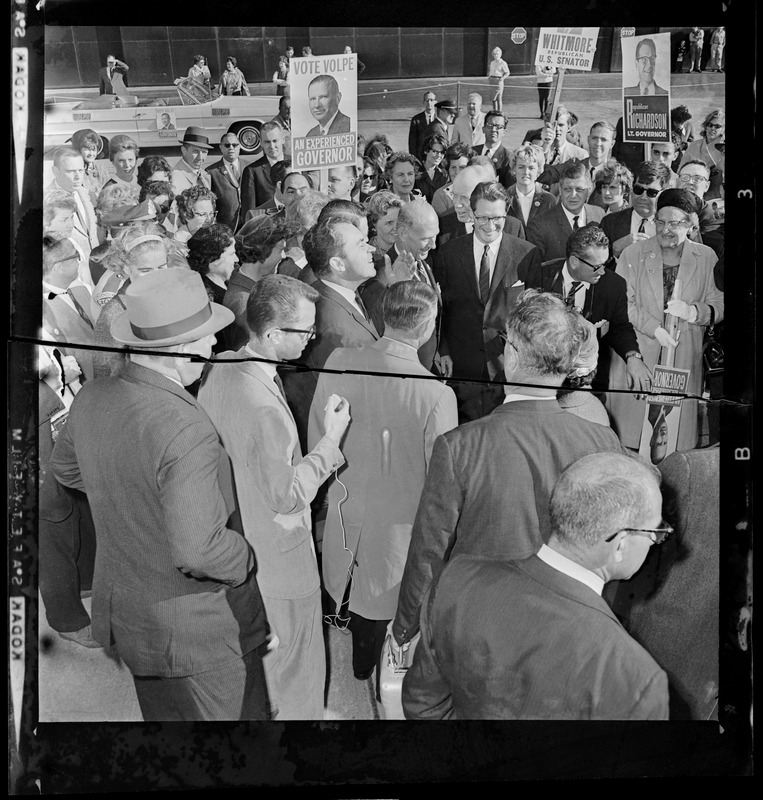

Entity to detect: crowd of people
[39,60,724,723]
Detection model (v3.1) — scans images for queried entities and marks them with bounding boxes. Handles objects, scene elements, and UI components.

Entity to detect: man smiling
[624,38,668,96]
[306,74,351,137]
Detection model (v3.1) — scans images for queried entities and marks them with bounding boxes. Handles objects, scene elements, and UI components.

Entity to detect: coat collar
[640,236,700,303]
[121,361,199,407]
[316,279,379,338]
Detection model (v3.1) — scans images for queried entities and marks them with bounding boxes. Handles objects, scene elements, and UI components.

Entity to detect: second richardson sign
[289,53,358,171]
[535,27,600,70]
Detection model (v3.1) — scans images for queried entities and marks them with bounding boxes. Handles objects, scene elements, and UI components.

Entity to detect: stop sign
[511,27,527,45]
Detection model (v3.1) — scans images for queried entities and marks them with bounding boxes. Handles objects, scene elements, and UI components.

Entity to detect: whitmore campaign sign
[622,32,671,143]
[535,28,600,71]
[289,53,358,171]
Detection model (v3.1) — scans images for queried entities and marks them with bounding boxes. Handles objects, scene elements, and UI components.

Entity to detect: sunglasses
[632,185,661,198]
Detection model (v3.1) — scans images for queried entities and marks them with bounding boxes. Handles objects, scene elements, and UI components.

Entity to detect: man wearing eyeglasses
[600,161,670,258]
[435,180,541,421]
[677,159,723,249]
[198,274,351,720]
[206,133,243,231]
[525,225,652,394]
[473,111,513,184]
[408,91,438,163]
[624,38,668,96]
[402,452,669,720]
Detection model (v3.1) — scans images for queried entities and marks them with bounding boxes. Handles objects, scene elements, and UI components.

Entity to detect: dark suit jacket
[206,159,242,231]
[612,117,646,175]
[281,278,379,449]
[606,447,720,721]
[525,203,605,263]
[408,111,433,160]
[414,166,448,203]
[435,233,540,380]
[601,207,704,257]
[624,82,669,96]
[437,208,525,249]
[50,361,267,677]
[392,399,625,643]
[239,156,276,225]
[473,143,514,186]
[98,65,128,95]
[523,260,639,363]
[306,110,351,137]
[403,553,669,720]
[506,183,556,229]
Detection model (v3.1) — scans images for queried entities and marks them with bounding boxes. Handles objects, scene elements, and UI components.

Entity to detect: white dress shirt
[472,234,502,287]
[537,543,604,596]
[630,210,656,238]
[561,204,587,229]
[515,187,535,224]
[561,261,589,312]
[322,279,366,316]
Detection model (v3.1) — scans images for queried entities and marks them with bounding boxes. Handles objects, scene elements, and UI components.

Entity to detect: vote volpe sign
[289,53,358,171]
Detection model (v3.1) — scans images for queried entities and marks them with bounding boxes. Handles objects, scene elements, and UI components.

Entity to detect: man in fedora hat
[172,126,213,196]
[420,99,458,161]
[51,269,272,721]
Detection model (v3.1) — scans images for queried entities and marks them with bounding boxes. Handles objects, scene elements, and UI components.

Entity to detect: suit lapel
[489,235,514,296]
[243,357,295,422]
[319,281,379,338]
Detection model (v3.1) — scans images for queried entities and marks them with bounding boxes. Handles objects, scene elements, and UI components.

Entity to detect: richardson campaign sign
[622,31,671,143]
[289,53,358,171]
[535,27,600,70]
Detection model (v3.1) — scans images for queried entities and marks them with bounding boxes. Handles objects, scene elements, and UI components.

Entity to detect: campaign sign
[289,53,358,171]
[638,365,690,464]
[535,27,600,71]
[622,32,671,143]
[155,108,177,137]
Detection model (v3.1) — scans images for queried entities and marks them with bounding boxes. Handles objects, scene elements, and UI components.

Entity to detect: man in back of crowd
[408,91,437,160]
[172,126,213,196]
[206,132,243,231]
[240,122,286,221]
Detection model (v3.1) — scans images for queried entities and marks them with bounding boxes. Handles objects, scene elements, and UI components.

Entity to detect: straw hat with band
[110,268,233,347]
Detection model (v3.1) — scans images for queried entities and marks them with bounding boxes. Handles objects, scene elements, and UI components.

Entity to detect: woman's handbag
[703,305,724,376]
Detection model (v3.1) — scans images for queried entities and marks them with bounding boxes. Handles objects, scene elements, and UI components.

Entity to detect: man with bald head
[306,74,351,137]
[453,93,486,149]
[437,164,524,248]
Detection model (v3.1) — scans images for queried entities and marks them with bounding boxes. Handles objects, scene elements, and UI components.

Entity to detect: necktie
[354,291,369,321]
[196,171,206,187]
[566,281,582,306]
[572,215,580,231]
[638,217,646,233]
[230,162,239,182]
[471,117,477,130]
[415,260,429,285]
[479,245,491,303]
[273,372,287,401]
[66,289,94,329]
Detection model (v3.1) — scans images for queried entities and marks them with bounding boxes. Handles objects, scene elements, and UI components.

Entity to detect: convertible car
[44,78,281,156]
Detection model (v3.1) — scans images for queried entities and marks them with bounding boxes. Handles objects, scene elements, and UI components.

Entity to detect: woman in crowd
[288,189,331,284]
[609,188,723,453]
[358,158,381,203]
[102,134,140,190]
[384,151,422,204]
[186,222,238,308]
[217,56,250,96]
[188,54,212,92]
[273,55,290,97]
[684,109,725,200]
[136,155,173,187]
[92,181,141,257]
[91,221,172,378]
[594,159,633,214]
[487,46,510,112]
[364,190,404,262]
[138,180,174,228]
[174,185,218,243]
[414,134,449,203]
[70,128,108,206]
[557,317,610,427]
[505,144,555,229]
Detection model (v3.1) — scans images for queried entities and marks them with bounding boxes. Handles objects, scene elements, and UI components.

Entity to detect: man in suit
[452,93,486,149]
[430,142,473,218]
[420,99,458,160]
[309,281,457,692]
[327,165,357,200]
[98,55,129,95]
[505,144,557,230]
[198,274,350,720]
[239,122,285,223]
[206,132,243,231]
[544,109,590,169]
[473,110,513,185]
[51,269,271,721]
[408,91,437,159]
[435,180,541,422]
[305,74,351,137]
[600,161,670,257]
[269,95,292,150]
[402,452,669,720]
[437,163,524,248]
[624,38,669,95]
[42,237,96,383]
[525,160,605,263]
[171,126,213,196]
[650,136,681,187]
[524,224,652,393]
[46,147,99,257]
[159,113,175,131]
[390,289,626,650]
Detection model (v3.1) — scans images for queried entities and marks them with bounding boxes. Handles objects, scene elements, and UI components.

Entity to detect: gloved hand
[654,326,678,348]
[666,299,698,322]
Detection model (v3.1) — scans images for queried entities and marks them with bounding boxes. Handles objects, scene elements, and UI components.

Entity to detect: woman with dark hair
[594,159,633,214]
[70,128,108,206]
[273,55,290,97]
[364,190,404,261]
[186,222,238,307]
[138,180,173,226]
[217,56,250,96]
[414,133,449,202]
[136,155,173,187]
[384,151,423,204]
[188,54,212,93]
[609,188,723,452]
[684,109,725,200]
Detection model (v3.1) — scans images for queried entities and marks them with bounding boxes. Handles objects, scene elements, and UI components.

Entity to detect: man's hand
[438,354,454,378]
[387,251,417,283]
[626,356,653,398]
[323,394,351,445]
[612,231,650,257]
[654,326,678,348]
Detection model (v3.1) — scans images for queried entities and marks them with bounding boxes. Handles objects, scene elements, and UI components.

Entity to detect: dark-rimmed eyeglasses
[497,330,516,348]
[278,326,316,341]
[574,254,609,272]
[192,209,217,221]
[485,124,505,131]
[632,185,661,198]
[655,218,691,230]
[474,214,507,225]
[604,522,674,544]
[679,174,708,184]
